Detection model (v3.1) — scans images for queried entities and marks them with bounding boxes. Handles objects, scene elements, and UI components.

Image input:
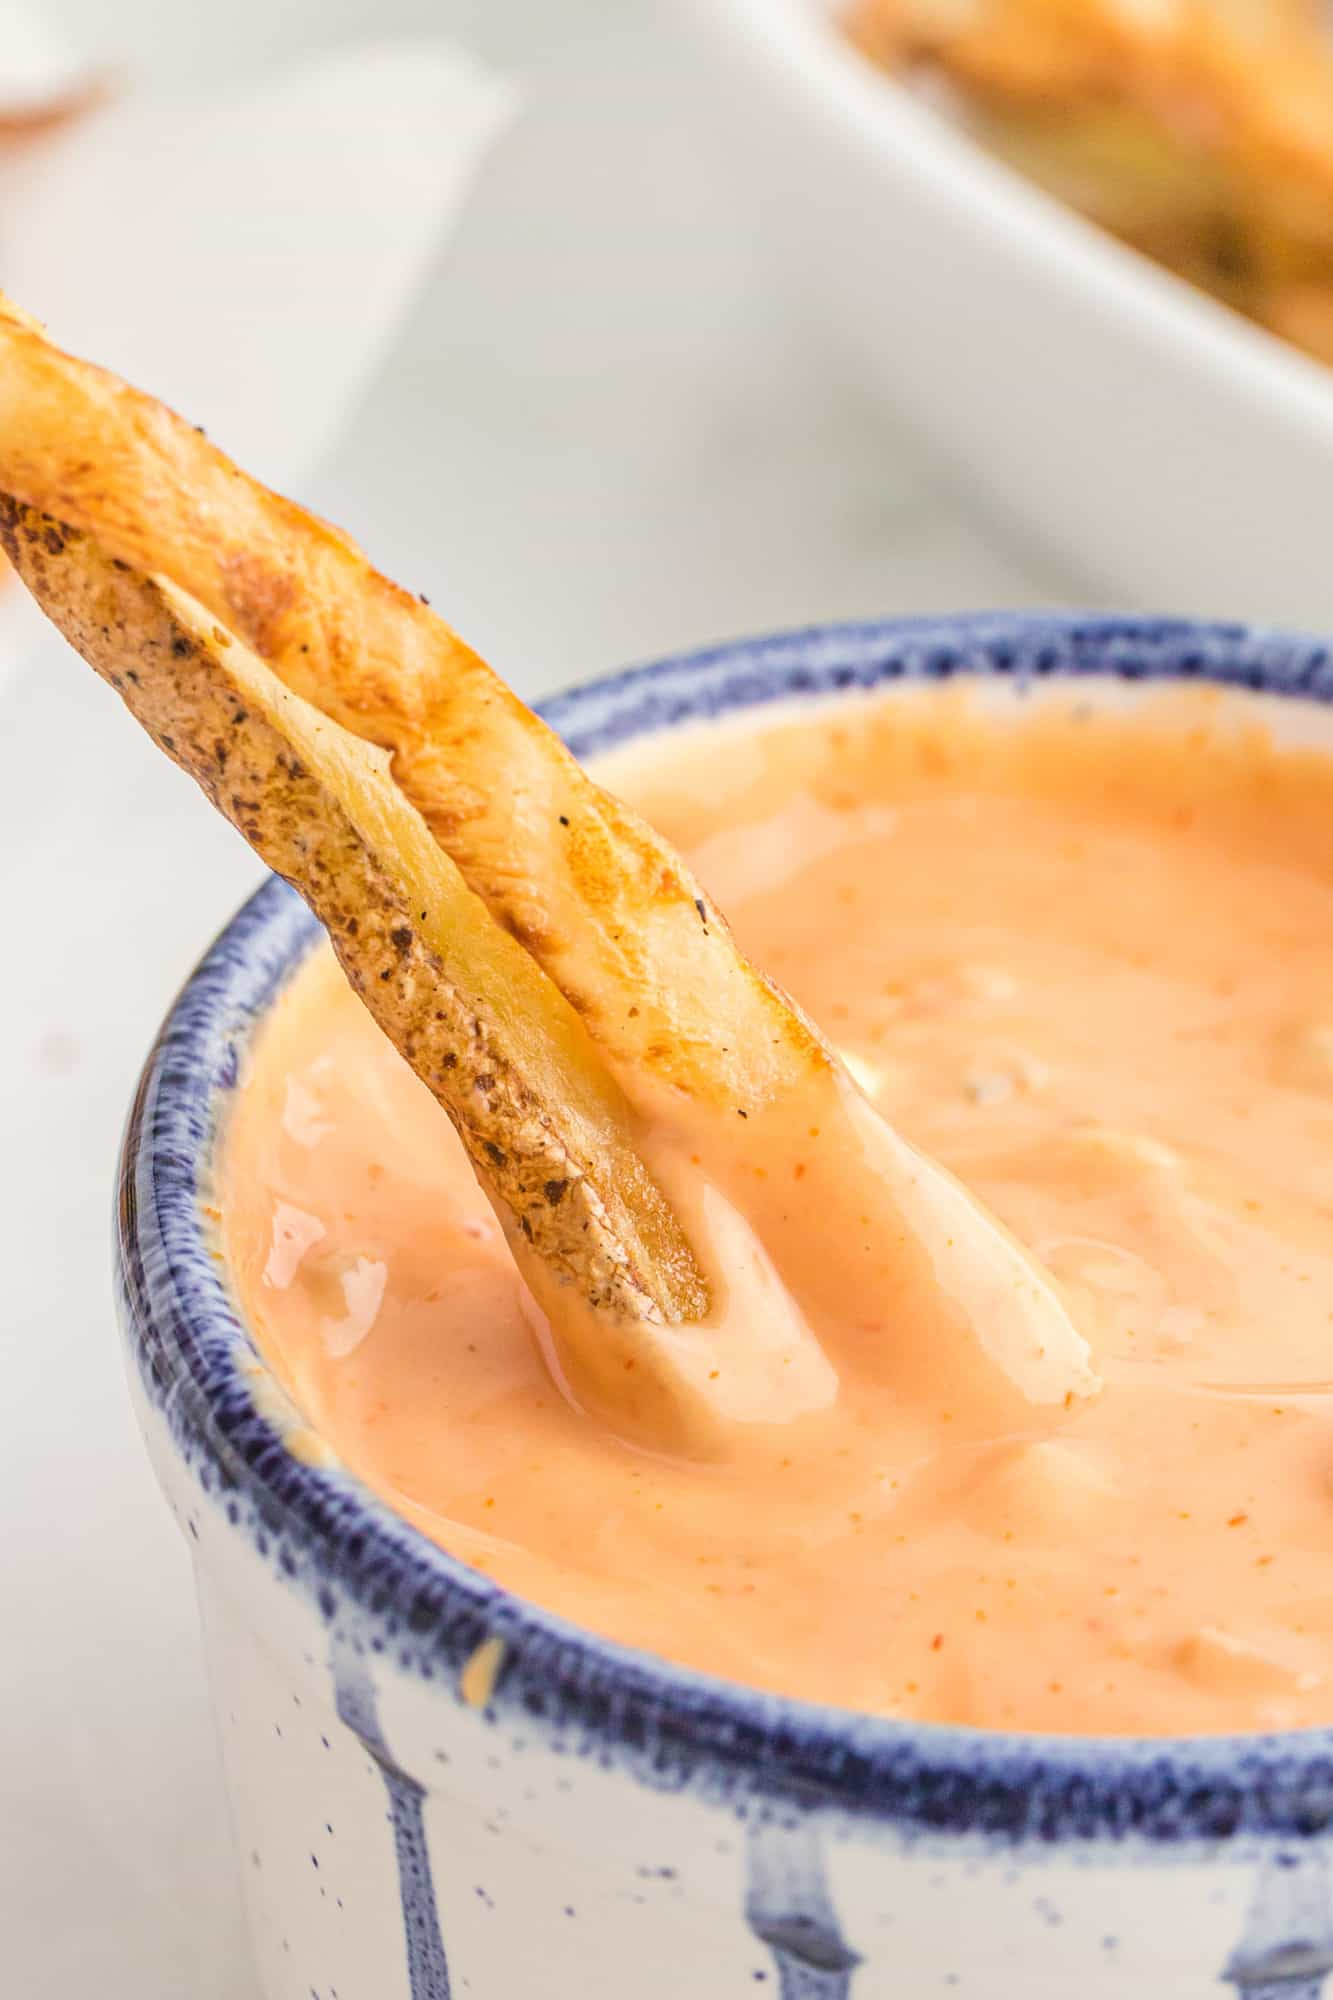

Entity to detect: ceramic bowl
[120,615,1333,2000]
[680,0,1333,629]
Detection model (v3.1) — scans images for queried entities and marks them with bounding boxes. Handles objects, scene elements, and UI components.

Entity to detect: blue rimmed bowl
[120,614,1333,2000]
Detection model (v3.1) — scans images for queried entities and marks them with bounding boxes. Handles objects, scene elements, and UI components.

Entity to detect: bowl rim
[119,611,1333,1850]
[690,0,1333,440]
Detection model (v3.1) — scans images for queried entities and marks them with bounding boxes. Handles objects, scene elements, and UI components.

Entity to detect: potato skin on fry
[0,497,708,1330]
[0,299,836,1116]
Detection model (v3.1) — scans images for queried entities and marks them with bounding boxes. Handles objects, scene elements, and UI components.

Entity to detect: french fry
[0,302,1101,1439]
[1266,279,1333,366]
[0,300,835,1122]
[0,498,709,1356]
[0,67,102,143]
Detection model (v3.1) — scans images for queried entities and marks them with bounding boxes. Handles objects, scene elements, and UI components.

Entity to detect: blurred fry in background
[847,0,1333,362]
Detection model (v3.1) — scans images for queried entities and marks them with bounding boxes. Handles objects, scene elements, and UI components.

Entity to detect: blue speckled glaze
[331,1633,452,1997]
[1224,1851,1333,1995]
[117,613,1333,1855]
[746,1819,859,1994]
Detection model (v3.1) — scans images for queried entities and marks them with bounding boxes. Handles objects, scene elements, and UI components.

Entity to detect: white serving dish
[682,0,1333,627]
[121,617,1333,1998]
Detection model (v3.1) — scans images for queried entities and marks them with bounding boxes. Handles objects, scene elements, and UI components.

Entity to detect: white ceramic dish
[683,0,1333,627]
[122,618,1333,1999]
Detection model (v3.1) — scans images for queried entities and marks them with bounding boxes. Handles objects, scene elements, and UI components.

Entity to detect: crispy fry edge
[0,496,708,1325]
[0,300,837,1113]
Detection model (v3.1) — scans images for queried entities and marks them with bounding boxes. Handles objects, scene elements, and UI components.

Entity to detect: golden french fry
[0,497,708,1345]
[1264,279,1333,366]
[0,301,1101,1440]
[0,299,835,1119]
[0,71,102,142]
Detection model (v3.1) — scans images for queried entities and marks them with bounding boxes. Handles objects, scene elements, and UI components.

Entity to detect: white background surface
[0,1,1077,1992]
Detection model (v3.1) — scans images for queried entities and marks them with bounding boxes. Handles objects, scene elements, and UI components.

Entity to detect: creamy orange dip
[221,682,1333,1735]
